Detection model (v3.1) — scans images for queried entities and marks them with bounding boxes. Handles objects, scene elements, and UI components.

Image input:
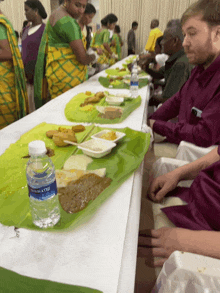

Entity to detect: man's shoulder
[174,52,193,69]
[151,27,163,35]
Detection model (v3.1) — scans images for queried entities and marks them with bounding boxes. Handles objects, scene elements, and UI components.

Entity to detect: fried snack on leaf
[53,132,77,147]
[72,125,85,133]
[46,130,59,138]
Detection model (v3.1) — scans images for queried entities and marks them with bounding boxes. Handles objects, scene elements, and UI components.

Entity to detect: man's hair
[151,19,159,28]
[166,19,184,43]
[181,0,220,27]
[155,35,163,49]
[84,3,96,15]
[132,21,138,28]
[115,25,120,33]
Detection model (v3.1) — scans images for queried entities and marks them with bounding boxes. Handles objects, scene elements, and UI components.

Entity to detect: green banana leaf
[98,76,149,89]
[65,92,142,124]
[0,123,150,231]
[0,267,102,293]
[121,64,148,77]
[105,68,130,76]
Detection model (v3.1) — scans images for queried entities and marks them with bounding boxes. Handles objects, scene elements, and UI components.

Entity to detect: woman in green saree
[34,0,96,109]
[0,9,28,129]
[111,25,123,60]
[91,13,118,71]
[78,3,96,79]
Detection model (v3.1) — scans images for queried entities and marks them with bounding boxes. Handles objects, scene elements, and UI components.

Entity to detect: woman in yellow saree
[0,10,28,129]
[34,0,96,109]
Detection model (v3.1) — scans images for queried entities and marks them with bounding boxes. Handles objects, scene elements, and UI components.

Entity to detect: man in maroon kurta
[139,0,220,269]
[148,0,220,148]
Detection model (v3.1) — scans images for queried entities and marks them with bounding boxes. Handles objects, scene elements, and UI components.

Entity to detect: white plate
[78,138,116,158]
[106,96,124,106]
[91,130,126,143]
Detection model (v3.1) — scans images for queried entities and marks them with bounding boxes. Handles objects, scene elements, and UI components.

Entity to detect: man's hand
[148,172,180,202]
[148,95,163,107]
[138,227,188,267]
[147,119,155,129]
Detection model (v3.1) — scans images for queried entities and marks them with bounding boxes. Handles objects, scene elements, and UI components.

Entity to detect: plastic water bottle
[26,140,60,228]
[130,61,139,98]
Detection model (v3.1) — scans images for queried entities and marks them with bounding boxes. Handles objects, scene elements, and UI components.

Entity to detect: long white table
[0,57,150,293]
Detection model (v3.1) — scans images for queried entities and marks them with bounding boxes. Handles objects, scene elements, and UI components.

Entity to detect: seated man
[139,145,220,267]
[148,0,220,147]
[142,19,193,107]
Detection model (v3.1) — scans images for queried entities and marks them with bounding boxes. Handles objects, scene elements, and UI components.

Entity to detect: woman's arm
[103,42,113,56]
[69,39,95,65]
[149,147,219,202]
[0,39,12,61]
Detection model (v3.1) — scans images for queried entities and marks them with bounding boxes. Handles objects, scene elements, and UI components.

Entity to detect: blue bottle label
[130,81,139,86]
[28,180,57,201]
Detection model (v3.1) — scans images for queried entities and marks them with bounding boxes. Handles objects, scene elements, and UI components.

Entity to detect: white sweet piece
[106,96,124,106]
[63,154,93,170]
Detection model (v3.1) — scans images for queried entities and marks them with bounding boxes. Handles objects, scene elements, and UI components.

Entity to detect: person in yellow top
[145,19,163,53]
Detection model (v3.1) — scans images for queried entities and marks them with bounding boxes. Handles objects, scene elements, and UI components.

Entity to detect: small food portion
[106,96,124,106]
[109,76,123,83]
[45,125,86,147]
[46,130,59,138]
[63,154,93,170]
[58,173,112,213]
[78,138,116,158]
[101,131,117,141]
[91,130,126,143]
[80,91,105,107]
[56,168,106,188]
[85,91,92,95]
[22,147,55,158]
[72,125,85,133]
[53,131,77,147]
[102,107,123,120]
[79,105,94,112]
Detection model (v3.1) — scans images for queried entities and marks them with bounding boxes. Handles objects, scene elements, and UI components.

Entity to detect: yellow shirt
[145,27,163,52]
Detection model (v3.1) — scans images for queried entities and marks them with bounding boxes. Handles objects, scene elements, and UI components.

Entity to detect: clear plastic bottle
[26,140,60,228]
[130,62,139,98]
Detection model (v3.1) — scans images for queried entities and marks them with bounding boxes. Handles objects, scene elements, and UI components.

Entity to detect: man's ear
[213,25,220,42]
[173,36,179,46]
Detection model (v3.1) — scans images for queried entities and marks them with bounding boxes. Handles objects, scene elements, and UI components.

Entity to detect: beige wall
[0,0,51,34]
[99,0,197,58]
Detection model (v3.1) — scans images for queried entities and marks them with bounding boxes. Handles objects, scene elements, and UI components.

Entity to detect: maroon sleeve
[149,90,182,121]
[153,93,220,147]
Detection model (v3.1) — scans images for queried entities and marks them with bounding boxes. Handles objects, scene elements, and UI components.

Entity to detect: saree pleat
[0,15,28,129]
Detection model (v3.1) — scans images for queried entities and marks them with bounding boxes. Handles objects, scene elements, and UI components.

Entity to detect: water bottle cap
[28,140,47,156]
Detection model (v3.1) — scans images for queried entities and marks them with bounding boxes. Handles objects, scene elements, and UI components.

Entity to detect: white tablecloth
[0,57,150,293]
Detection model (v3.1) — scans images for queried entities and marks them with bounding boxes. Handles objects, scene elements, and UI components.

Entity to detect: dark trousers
[128,49,135,56]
